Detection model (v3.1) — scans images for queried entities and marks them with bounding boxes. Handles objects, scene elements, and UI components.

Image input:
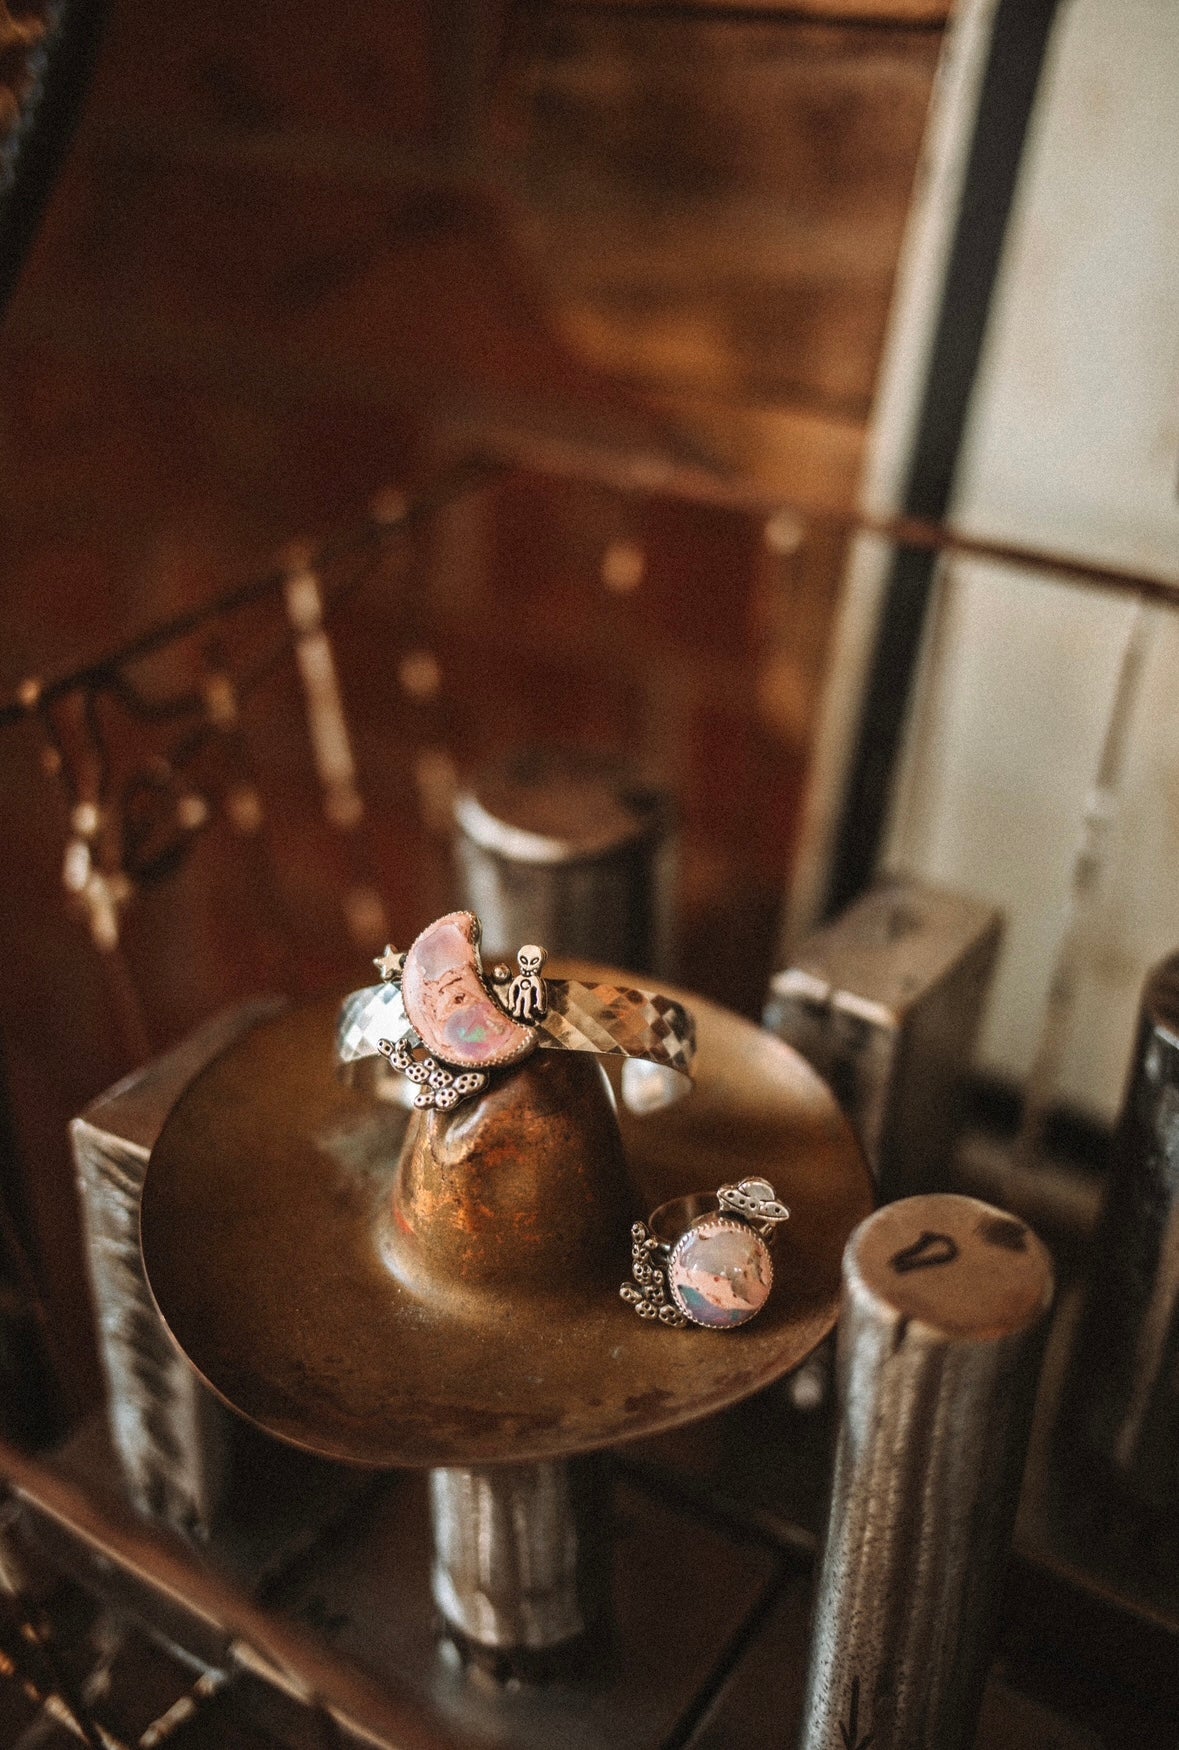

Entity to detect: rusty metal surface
[140,968,871,1469]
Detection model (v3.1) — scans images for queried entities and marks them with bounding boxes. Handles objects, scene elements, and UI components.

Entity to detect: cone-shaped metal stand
[392,1051,627,1662]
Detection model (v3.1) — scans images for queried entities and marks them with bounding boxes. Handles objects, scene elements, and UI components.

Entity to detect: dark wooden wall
[0,0,944,1404]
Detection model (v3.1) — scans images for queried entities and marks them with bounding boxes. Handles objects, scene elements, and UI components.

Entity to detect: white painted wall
[783,0,1002,946]
[885,0,1179,1120]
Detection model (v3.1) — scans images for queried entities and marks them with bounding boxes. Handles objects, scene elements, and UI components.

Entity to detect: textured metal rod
[463,423,1179,608]
[798,1193,1053,1750]
[765,879,1001,1197]
[71,1004,280,1532]
[429,1461,607,1652]
[0,459,494,729]
[453,749,674,976]
[1062,951,1179,1510]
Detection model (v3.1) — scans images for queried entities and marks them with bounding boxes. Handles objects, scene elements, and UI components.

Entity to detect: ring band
[620,1178,790,1330]
[336,910,695,1113]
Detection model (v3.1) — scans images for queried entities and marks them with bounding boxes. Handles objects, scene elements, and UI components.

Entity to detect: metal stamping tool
[765,880,1001,1199]
[798,1193,1053,1750]
[1062,951,1179,1516]
[70,1003,279,1534]
[453,749,675,975]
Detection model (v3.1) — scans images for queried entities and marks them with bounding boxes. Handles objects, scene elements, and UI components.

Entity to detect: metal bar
[453,749,675,976]
[71,1003,280,1534]
[1061,950,1179,1515]
[797,1193,1053,1750]
[825,0,1063,915]
[765,877,1001,1200]
[3,437,1179,736]
[428,1461,608,1653]
[451,424,1179,607]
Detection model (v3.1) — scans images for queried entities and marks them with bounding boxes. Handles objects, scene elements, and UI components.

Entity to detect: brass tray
[141,978,871,1468]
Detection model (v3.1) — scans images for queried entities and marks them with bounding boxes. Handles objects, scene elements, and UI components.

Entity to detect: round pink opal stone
[669,1217,773,1328]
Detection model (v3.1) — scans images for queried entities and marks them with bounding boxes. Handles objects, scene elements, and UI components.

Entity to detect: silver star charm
[374,944,406,983]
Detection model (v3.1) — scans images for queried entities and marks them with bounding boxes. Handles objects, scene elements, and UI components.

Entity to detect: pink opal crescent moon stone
[401,911,538,1071]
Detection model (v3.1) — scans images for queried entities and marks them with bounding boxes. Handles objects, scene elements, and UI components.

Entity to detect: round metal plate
[141,978,871,1468]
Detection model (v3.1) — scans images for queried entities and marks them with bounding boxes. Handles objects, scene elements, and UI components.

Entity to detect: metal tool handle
[798,1193,1053,1750]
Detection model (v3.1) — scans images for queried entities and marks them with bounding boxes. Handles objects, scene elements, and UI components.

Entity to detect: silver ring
[620,1178,790,1330]
[336,910,695,1113]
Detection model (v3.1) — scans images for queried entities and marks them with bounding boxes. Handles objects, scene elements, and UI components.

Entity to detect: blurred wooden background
[0,0,946,1403]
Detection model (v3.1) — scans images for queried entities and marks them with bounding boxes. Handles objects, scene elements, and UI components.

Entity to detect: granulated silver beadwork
[336,910,695,1113]
[621,1178,790,1331]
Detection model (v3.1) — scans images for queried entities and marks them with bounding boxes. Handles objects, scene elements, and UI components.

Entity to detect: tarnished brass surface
[141,968,870,1468]
[381,1052,633,1312]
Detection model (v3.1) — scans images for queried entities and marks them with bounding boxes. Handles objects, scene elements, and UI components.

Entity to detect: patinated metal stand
[138,983,869,1733]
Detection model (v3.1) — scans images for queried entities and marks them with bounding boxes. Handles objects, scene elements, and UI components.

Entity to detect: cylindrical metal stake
[1063,952,1179,1512]
[798,1193,1053,1750]
[453,748,674,974]
[429,1460,608,1652]
[438,750,671,1657]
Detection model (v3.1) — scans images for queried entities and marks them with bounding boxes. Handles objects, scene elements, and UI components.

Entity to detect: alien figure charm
[506,945,549,1022]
